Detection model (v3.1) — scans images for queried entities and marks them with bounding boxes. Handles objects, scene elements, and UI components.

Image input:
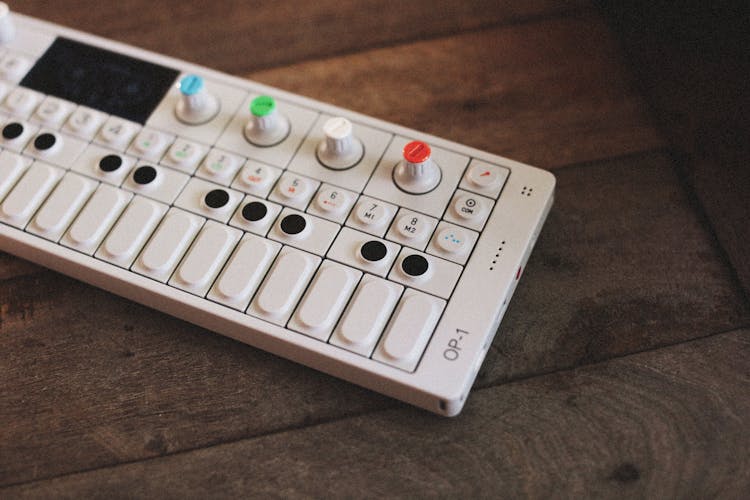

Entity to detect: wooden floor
[2,1,748,497]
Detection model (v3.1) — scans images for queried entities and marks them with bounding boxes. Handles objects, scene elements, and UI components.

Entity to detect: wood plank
[596,2,750,297]
[13,0,586,74]
[6,329,749,497]
[1,152,746,486]
[249,11,665,169]
[476,152,750,385]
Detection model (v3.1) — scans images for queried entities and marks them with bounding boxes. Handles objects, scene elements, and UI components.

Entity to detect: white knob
[244,95,290,147]
[174,75,219,125]
[0,3,15,44]
[316,117,364,170]
[393,140,441,194]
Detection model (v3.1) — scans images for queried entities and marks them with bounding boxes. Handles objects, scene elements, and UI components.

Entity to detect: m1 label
[443,328,470,361]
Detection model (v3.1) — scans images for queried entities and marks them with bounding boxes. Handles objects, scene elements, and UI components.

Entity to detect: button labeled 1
[288,261,362,341]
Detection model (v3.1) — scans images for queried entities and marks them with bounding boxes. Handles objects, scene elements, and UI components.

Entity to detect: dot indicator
[179,75,204,96]
[99,154,123,172]
[2,122,23,140]
[241,201,268,222]
[250,95,276,117]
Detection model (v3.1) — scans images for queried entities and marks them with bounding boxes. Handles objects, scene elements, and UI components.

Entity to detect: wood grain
[1,2,747,495]
[250,11,665,169]
[477,152,750,385]
[1,153,746,487]
[13,0,586,74]
[598,2,750,297]
[6,329,749,497]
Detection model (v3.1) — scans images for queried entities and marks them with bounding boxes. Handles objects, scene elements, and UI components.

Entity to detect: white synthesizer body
[0,5,554,416]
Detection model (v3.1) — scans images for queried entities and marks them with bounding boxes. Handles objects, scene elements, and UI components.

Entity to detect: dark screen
[20,37,179,124]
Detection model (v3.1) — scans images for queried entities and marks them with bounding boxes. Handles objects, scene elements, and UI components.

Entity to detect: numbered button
[346,195,398,237]
[127,128,173,161]
[2,87,43,118]
[96,116,139,150]
[231,162,282,198]
[0,52,32,83]
[31,97,74,128]
[268,172,319,210]
[444,190,494,231]
[63,107,107,140]
[162,138,206,173]
[197,148,243,184]
[385,209,438,250]
[307,184,356,223]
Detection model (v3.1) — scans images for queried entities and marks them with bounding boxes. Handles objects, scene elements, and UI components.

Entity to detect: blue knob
[179,74,204,96]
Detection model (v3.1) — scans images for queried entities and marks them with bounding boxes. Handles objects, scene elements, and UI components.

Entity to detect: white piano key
[133,208,204,282]
[96,196,168,268]
[0,150,31,202]
[247,246,320,326]
[28,172,97,241]
[61,184,132,254]
[0,162,62,228]
[207,234,281,311]
[288,261,362,341]
[330,274,403,357]
[373,289,445,371]
[170,221,241,296]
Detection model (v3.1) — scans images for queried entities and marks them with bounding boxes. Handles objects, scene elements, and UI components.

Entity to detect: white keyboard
[0,5,554,416]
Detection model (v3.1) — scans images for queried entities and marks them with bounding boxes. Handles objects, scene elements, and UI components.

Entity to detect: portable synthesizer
[0,4,554,415]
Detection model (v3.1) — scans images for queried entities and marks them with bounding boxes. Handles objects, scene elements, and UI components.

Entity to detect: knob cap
[244,95,290,147]
[0,3,15,44]
[393,140,441,194]
[316,117,364,170]
[174,75,219,125]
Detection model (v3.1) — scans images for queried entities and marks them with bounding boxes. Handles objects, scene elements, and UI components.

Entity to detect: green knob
[250,95,276,117]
